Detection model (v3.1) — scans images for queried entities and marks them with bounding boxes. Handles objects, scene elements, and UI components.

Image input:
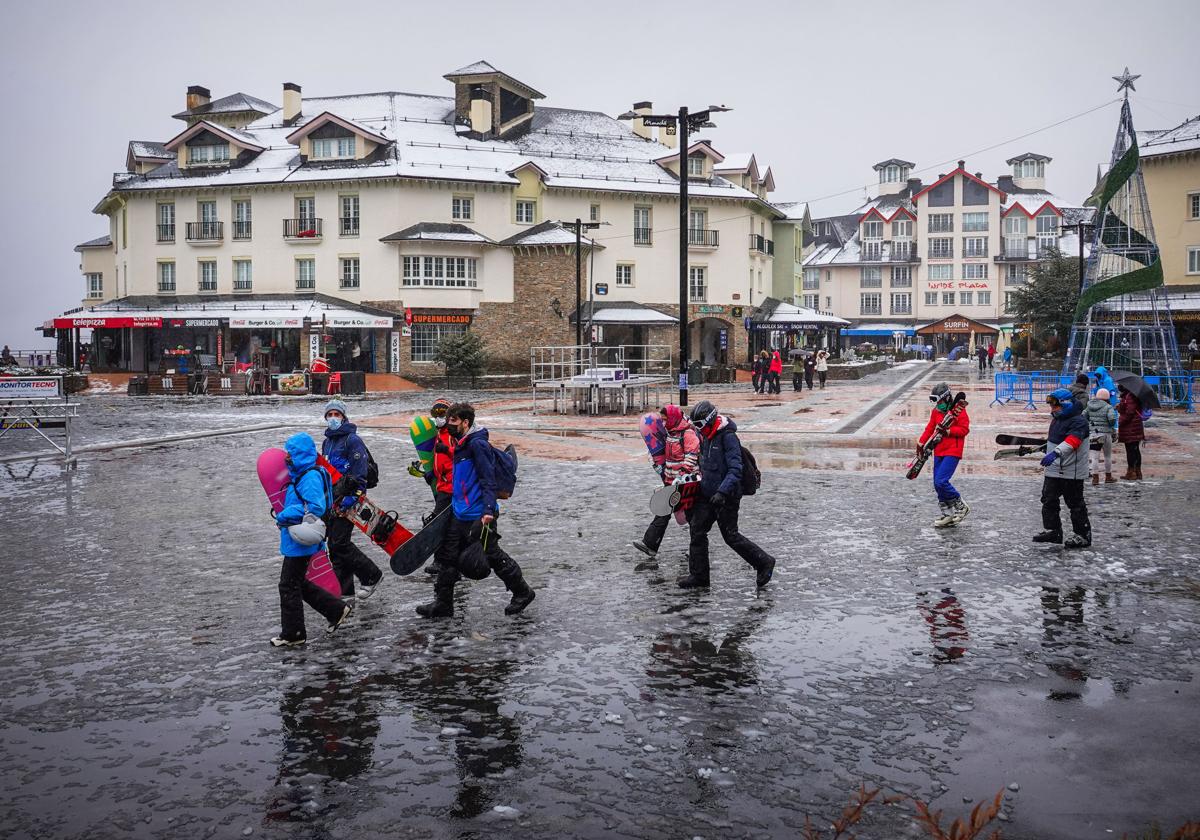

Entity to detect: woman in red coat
[768,350,783,394]
[1116,385,1145,480]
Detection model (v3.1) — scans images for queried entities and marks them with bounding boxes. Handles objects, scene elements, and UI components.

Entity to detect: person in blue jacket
[678,400,775,590]
[416,402,535,618]
[1033,388,1093,548]
[1093,366,1118,406]
[321,399,383,601]
[272,432,353,647]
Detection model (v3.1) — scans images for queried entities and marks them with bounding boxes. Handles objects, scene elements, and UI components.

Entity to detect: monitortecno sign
[0,377,63,399]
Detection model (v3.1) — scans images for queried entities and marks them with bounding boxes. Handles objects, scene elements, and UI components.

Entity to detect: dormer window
[862,220,883,239]
[188,144,229,165]
[1015,159,1045,178]
[312,136,356,160]
[687,155,705,177]
[882,165,900,183]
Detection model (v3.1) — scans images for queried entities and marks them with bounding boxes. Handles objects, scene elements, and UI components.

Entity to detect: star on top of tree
[1112,67,1140,94]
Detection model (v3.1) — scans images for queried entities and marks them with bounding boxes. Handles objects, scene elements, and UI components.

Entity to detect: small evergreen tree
[434,331,489,382]
[1008,247,1081,352]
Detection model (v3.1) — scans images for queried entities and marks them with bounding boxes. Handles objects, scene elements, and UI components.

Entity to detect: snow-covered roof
[1139,115,1200,159]
[74,235,111,251]
[572,302,677,325]
[1002,190,1068,216]
[163,120,265,153]
[109,92,769,207]
[57,293,396,326]
[128,141,172,160]
[499,220,599,248]
[173,92,277,121]
[285,111,390,146]
[758,300,849,327]
[873,158,914,171]
[443,60,545,99]
[380,222,495,244]
[1005,151,1052,164]
[714,152,755,173]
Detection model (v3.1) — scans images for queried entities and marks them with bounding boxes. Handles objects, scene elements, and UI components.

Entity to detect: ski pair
[906,391,968,480]
[993,433,1048,461]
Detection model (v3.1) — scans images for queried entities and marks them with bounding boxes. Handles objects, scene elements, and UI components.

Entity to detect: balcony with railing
[891,240,920,262]
[232,221,252,240]
[749,234,774,255]
[185,221,223,244]
[860,240,883,261]
[687,228,719,248]
[634,227,652,246]
[340,217,360,237]
[890,303,912,315]
[284,218,323,240]
[996,237,1035,261]
[156,224,175,243]
[860,303,882,316]
[198,279,217,293]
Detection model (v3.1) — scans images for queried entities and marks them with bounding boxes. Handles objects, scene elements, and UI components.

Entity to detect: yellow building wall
[1141,153,1200,285]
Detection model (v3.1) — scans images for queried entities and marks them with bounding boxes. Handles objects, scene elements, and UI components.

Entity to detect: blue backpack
[491,444,518,499]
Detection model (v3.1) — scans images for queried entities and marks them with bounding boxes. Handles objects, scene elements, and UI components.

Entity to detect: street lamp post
[560,219,602,365]
[619,104,730,407]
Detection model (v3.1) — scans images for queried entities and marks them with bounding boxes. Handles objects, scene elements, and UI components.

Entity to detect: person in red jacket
[917,382,971,527]
[1116,384,1146,480]
[768,349,783,395]
[423,397,456,574]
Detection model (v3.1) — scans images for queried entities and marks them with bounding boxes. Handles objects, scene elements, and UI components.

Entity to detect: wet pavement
[2,368,1199,838]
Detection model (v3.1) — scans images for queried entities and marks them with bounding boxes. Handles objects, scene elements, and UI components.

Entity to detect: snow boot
[326,602,354,635]
[756,557,776,589]
[1122,467,1136,480]
[676,574,710,589]
[416,579,455,618]
[933,503,955,528]
[1105,473,1118,483]
[493,556,536,615]
[950,499,970,524]
[1032,530,1063,544]
[1134,468,1143,480]
[270,636,306,648]
[504,584,536,616]
[1091,473,1100,486]
[632,540,657,559]
[425,560,444,575]
[1063,532,1092,549]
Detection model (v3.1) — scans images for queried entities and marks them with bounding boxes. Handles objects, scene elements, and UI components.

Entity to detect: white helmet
[287,513,327,546]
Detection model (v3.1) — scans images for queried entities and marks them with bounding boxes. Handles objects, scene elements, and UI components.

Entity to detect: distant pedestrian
[791,352,804,392]
[1002,346,1013,371]
[1116,384,1145,481]
[1093,366,1118,405]
[1033,389,1092,549]
[757,351,770,394]
[751,354,762,393]
[987,343,996,368]
[768,350,783,394]
[679,400,775,590]
[1086,387,1118,485]
[803,352,816,390]
[1189,338,1198,357]
[1069,372,1091,405]
[918,383,970,528]
[816,349,829,388]
[0,345,14,366]
[975,344,988,374]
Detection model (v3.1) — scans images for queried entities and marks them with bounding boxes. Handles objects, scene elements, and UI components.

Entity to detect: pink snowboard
[256,447,341,597]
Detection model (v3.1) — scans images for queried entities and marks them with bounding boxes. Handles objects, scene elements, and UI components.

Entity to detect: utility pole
[560,219,602,366]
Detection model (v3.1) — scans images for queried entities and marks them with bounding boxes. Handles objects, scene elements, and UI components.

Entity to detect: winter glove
[710,492,728,508]
[339,494,358,510]
[408,460,424,478]
[1040,451,1059,467]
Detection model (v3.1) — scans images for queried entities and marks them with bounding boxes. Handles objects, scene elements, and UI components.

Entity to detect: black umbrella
[1108,369,1161,409]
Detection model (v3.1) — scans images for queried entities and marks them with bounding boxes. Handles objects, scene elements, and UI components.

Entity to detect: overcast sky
[2,0,1196,349]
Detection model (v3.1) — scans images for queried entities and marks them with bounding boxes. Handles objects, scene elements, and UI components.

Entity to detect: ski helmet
[287,513,327,546]
[929,382,950,404]
[690,400,718,430]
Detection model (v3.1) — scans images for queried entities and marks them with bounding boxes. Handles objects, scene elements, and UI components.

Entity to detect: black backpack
[739,445,761,496]
[365,449,379,490]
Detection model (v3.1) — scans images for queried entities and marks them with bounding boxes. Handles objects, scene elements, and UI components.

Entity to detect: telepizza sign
[53,316,162,328]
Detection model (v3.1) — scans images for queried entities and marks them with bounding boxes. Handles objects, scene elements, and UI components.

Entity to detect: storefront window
[412,323,468,362]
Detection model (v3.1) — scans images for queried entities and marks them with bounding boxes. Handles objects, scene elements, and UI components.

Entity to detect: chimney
[957,160,965,170]
[974,172,983,179]
[631,101,652,141]
[469,85,493,136]
[186,85,211,112]
[283,82,302,125]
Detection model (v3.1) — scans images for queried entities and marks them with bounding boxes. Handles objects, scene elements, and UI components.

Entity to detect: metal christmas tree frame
[1064,70,1182,378]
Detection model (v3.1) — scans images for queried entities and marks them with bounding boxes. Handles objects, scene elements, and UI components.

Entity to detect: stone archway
[689,317,733,365]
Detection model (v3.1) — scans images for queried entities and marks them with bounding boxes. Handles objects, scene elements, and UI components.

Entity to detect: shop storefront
[229,315,304,372]
[916,314,999,358]
[842,323,918,352]
[749,300,849,358]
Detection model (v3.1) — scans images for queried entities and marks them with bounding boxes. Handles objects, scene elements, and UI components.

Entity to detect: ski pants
[818,371,827,388]
[932,455,961,504]
[433,515,527,602]
[279,554,345,641]
[687,495,774,582]
[327,515,382,596]
[1089,434,1113,474]
[643,514,671,553]
[793,373,803,392]
[1124,440,1142,471]
[751,373,760,392]
[805,371,815,390]
[1040,476,1091,538]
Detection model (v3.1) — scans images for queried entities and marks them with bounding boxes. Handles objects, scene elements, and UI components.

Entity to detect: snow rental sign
[0,377,63,399]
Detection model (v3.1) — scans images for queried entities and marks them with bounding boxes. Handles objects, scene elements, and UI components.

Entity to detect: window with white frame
[340,257,360,289]
[963,236,988,257]
[296,196,316,223]
[198,260,217,292]
[927,264,954,281]
[929,238,953,259]
[157,261,176,292]
[412,323,468,362]
[86,273,103,298]
[615,263,634,286]
[1015,159,1045,178]
[802,293,819,309]
[963,263,988,280]
[688,208,707,231]
[687,154,705,177]
[1005,263,1027,285]
[311,136,356,159]
[188,144,229,164]
[860,293,882,315]
[925,291,938,306]
[234,259,252,291]
[960,291,973,305]
[295,258,315,290]
[1005,291,1015,312]
[962,212,989,232]
[882,164,900,183]
[688,266,707,301]
[1190,193,1200,220]
[590,203,601,222]
[861,267,882,287]
[402,256,479,288]
[928,213,954,232]
[942,291,955,306]
[515,200,536,224]
[892,219,913,238]
[802,268,820,290]
[978,291,992,305]
[890,292,912,314]
[1189,246,1200,275]
[891,265,912,286]
[825,296,832,309]
[1036,212,1059,252]
[634,205,652,245]
[157,203,175,242]
[452,195,474,221]
[862,220,883,239]
[340,195,360,236]
[233,199,252,239]
[757,270,763,291]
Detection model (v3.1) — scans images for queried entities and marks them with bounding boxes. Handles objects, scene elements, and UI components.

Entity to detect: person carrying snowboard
[917,383,971,527]
[1034,388,1092,548]
[416,397,455,575]
[416,402,535,618]
[321,399,384,601]
[679,400,775,590]
[271,432,354,647]
[634,404,701,558]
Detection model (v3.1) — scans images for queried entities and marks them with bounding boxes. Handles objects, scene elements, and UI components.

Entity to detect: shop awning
[844,324,916,336]
[752,300,849,331]
[50,295,395,330]
[571,301,677,326]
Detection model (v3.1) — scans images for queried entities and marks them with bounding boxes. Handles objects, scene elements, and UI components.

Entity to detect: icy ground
[1,392,1198,839]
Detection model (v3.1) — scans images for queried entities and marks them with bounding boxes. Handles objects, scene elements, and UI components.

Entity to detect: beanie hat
[324,398,349,419]
[431,397,452,414]
[1096,388,1110,401]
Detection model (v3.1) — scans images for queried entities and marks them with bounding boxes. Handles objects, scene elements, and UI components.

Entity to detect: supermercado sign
[411,313,471,325]
[0,377,63,399]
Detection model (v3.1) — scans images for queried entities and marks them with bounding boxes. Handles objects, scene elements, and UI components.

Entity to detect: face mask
[326,417,343,431]
[433,416,446,429]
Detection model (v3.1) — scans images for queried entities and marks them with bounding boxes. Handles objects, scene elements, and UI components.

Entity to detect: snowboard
[390,505,451,575]
[256,447,341,598]
[649,475,701,519]
[410,416,438,476]
[994,445,1042,460]
[318,455,414,557]
[995,434,1047,447]
[906,392,967,480]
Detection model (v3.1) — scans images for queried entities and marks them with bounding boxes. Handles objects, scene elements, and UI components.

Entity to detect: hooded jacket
[769,351,783,375]
[276,433,331,557]
[1116,391,1145,442]
[1094,367,1118,405]
[1045,394,1090,480]
[662,405,700,482]
[1085,397,1117,437]
[322,421,369,494]
[697,416,743,499]
[918,403,970,459]
[451,425,499,520]
[431,426,456,495]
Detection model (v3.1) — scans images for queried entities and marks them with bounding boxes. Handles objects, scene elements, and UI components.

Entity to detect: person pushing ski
[416,403,535,618]
[321,399,384,601]
[916,383,971,527]
[1033,388,1092,548]
[634,405,701,558]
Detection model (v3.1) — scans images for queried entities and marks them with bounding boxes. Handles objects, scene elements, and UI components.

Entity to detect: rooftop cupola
[1006,152,1052,190]
[873,158,915,196]
[445,60,545,140]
